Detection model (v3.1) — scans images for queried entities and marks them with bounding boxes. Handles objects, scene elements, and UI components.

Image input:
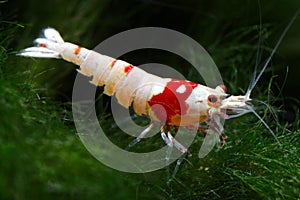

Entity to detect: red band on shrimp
[39,43,47,48]
[110,60,117,68]
[124,65,134,75]
[148,79,198,125]
[74,46,81,55]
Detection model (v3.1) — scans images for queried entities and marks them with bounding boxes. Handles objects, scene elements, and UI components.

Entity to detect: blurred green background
[1,0,300,199]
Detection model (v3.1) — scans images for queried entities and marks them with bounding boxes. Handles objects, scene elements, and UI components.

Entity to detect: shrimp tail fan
[17,28,64,59]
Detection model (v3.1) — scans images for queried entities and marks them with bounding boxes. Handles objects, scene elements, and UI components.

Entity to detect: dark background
[1,0,300,199]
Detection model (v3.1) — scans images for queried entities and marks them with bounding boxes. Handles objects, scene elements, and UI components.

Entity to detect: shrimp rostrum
[18,22,294,159]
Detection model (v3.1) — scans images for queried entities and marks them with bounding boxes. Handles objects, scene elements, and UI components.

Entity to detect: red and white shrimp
[18,14,297,159]
[18,28,231,155]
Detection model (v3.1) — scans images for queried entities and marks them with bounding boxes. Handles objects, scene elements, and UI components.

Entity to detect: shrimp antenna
[246,0,262,99]
[248,106,281,145]
[245,8,300,100]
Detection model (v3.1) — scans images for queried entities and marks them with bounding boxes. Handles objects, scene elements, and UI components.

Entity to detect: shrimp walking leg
[160,127,192,182]
[160,127,173,163]
[169,154,187,182]
[161,128,173,181]
[167,132,191,156]
[127,122,154,148]
[167,131,192,180]
[160,127,172,147]
[208,117,226,147]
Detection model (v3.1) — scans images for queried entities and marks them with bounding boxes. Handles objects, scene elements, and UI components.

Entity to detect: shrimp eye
[208,95,218,103]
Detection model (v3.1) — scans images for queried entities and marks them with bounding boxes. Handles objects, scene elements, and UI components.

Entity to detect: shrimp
[18,28,229,155]
[18,9,298,162]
